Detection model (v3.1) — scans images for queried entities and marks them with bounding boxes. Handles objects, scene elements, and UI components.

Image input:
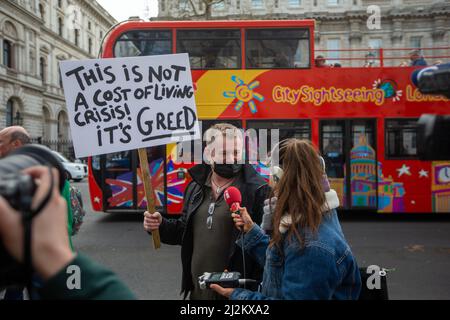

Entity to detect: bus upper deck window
[176,29,241,69]
[246,28,310,69]
[114,30,172,57]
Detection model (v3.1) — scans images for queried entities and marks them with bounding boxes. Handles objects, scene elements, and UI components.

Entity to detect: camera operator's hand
[231,206,254,233]
[0,166,75,280]
[143,211,162,232]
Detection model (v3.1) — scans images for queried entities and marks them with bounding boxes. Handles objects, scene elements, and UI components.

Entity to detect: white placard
[60,53,200,158]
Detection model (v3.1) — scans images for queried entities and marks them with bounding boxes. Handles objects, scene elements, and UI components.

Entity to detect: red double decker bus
[87,19,450,215]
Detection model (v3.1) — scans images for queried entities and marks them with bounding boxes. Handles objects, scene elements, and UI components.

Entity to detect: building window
[3,40,13,68]
[161,0,166,11]
[179,0,189,10]
[43,107,51,140]
[274,0,279,8]
[88,21,91,31]
[251,0,263,8]
[328,0,339,5]
[6,99,14,127]
[40,57,46,82]
[75,29,80,46]
[386,119,418,158]
[88,38,93,55]
[58,63,63,87]
[326,39,340,64]
[410,36,422,49]
[58,17,63,37]
[288,0,301,6]
[58,112,68,139]
[212,1,225,10]
[100,31,104,40]
[58,0,63,8]
[236,0,240,9]
[39,3,45,20]
[29,50,36,74]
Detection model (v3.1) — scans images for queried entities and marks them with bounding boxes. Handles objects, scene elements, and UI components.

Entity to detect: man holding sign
[60,53,201,248]
[144,123,270,300]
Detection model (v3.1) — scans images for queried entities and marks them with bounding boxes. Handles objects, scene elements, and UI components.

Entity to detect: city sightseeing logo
[223,76,265,114]
[373,79,403,102]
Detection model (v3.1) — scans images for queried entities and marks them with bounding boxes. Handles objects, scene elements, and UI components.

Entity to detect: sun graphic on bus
[373,79,403,102]
[223,75,265,114]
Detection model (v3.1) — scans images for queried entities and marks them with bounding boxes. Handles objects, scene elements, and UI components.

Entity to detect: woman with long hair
[211,139,361,300]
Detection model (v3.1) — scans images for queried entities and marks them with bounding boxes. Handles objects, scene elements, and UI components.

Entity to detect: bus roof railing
[315,46,450,67]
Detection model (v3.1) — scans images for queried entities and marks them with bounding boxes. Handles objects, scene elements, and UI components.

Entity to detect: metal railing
[314,46,450,67]
[31,138,75,161]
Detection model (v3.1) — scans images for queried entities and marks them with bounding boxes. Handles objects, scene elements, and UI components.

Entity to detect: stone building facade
[0,0,116,149]
[157,0,450,67]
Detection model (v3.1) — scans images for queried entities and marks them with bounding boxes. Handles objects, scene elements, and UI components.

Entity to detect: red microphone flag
[224,186,242,212]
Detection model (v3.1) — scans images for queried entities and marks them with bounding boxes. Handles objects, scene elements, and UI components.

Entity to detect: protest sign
[60,53,200,158]
[60,53,200,249]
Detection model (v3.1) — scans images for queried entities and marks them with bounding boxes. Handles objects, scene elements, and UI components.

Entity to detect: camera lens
[0,144,67,289]
[0,144,66,192]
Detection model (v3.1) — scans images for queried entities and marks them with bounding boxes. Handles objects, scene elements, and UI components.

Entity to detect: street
[73,180,450,300]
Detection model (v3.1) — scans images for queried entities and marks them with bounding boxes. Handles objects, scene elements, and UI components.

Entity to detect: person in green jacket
[0,166,135,300]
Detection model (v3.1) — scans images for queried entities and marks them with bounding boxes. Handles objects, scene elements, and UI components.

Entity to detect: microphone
[224,186,242,216]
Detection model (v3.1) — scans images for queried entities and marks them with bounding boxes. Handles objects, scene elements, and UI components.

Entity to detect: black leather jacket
[158,163,270,299]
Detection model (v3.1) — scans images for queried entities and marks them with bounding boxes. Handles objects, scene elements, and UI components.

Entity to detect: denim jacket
[230,191,361,300]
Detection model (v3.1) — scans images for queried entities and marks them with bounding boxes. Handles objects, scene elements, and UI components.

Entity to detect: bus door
[102,151,134,211]
[137,147,167,212]
[320,119,377,210]
[102,147,166,212]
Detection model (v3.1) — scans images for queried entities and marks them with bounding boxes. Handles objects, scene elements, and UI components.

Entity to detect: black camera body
[0,174,36,212]
[0,144,66,289]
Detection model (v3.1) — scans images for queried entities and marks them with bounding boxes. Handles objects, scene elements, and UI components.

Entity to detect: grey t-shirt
[190,174,241,300]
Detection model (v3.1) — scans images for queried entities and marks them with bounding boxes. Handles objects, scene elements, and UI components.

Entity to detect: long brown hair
[270,139,327,248]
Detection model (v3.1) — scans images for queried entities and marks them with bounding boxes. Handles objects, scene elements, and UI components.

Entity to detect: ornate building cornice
[158,2,450,22]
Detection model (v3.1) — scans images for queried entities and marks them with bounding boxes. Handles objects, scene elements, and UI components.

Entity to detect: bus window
[246,120,311,163]
[386,119,418,158]
[114,30,172,57]
[246,28,310,69]
[321,122,345,178]
[175,120,243,165]
[176,29,241,69]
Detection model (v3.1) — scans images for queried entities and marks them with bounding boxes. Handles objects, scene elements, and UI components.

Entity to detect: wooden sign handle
[138,148,161,249]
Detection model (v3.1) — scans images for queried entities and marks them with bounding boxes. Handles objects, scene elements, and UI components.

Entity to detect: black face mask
[213,163,243,179]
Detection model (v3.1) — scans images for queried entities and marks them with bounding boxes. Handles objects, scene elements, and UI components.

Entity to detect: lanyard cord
[240,230,246,290]
[22,167,55,300]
